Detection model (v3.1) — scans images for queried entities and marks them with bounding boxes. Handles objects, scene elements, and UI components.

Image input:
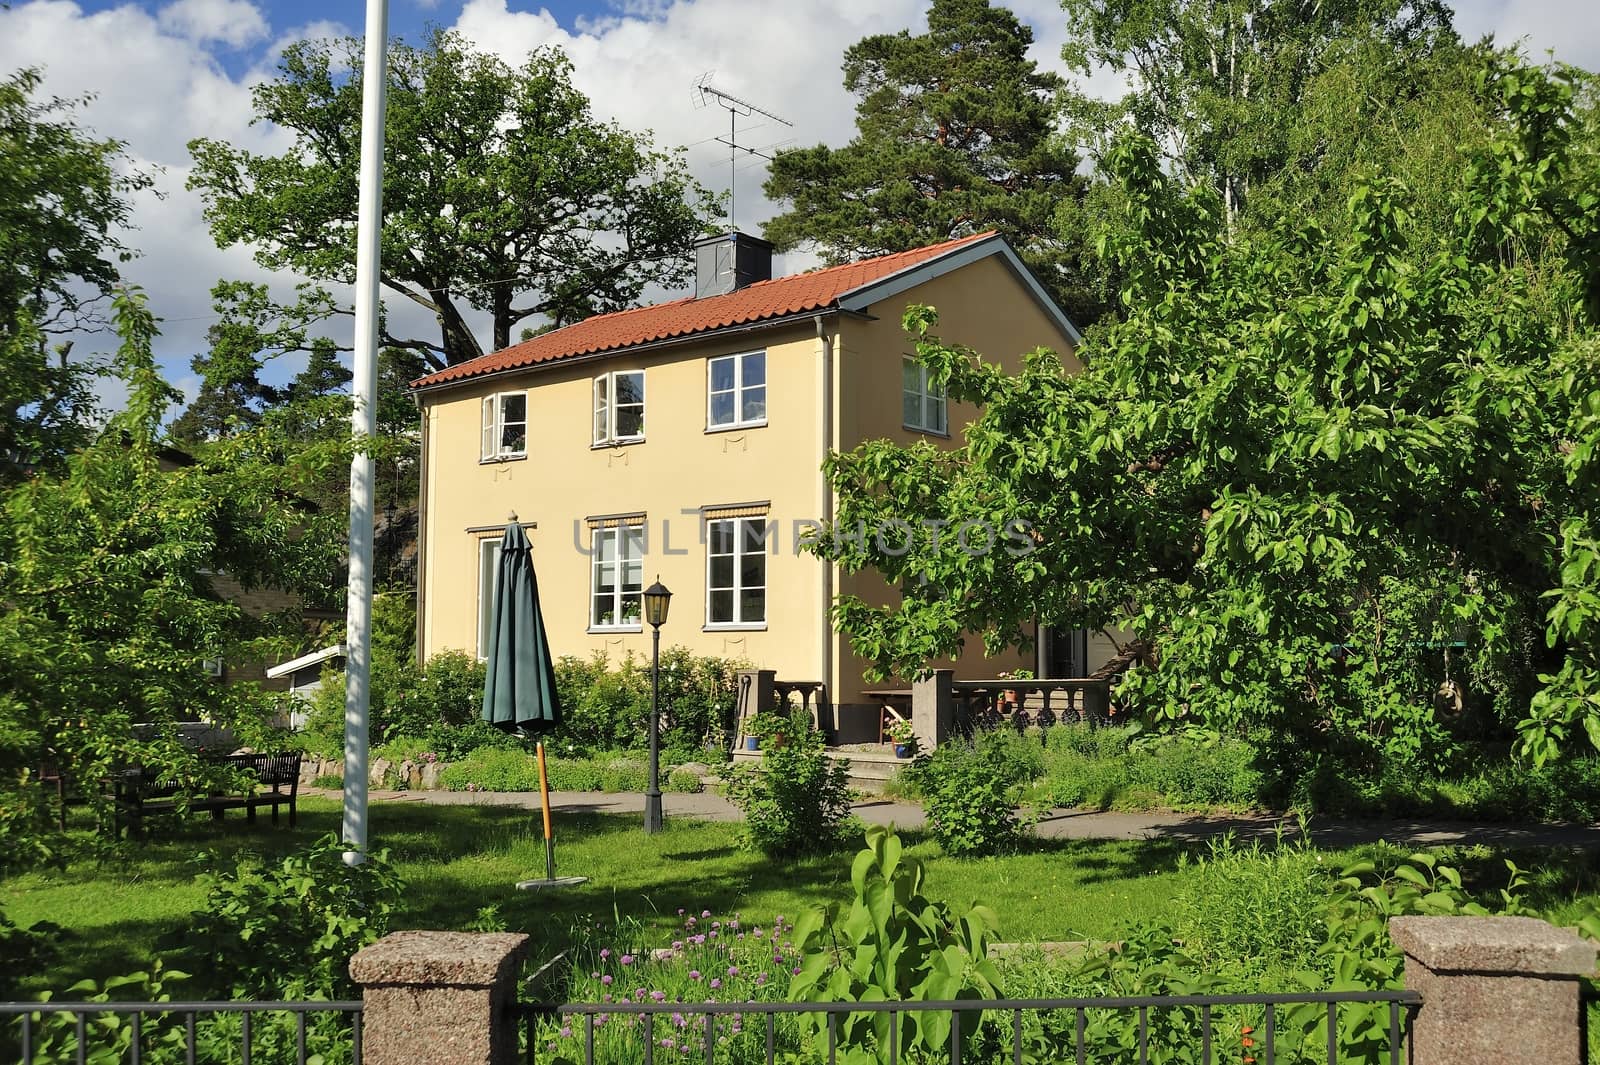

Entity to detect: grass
[8,797,1600,999]
[3,797,1194,994]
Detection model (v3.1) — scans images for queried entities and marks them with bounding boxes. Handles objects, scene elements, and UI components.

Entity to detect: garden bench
[111,751,302,836]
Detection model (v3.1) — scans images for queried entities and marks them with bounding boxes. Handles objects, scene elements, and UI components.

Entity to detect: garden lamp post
[642,578,672,833]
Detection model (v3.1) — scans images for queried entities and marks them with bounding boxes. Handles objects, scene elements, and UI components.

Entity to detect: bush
[553,648,744,753]
[175,834,403,999]
[724,711,853,856]
[438,748,652,793]
[300,651,487,757]
[1034,725,1265,811]
[913,736,1028,856]
[666,766,705,793]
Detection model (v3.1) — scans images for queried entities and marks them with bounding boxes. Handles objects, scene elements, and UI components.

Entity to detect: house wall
[418,322,829,680]
[828,254,1080,713]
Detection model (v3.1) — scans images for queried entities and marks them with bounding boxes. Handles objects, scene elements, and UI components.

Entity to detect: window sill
[588,625,643,635]
[902,424,951,439]
[703,623,768,633]
[591,438,645,450]
[705,421,767,435]
[479,452,529,465]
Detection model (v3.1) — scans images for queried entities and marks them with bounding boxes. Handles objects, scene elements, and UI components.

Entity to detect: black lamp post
[641,578,672,833]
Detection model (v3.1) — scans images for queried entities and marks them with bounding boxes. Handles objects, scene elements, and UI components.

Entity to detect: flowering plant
[886,718,916,745]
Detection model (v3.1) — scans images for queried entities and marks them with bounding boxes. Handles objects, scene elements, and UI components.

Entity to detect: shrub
[553,649,744,753]
[666,766,705,793]
[913,734,1032,856]
[440,748,541,791]
[724,711,853,856]
[300,651,488,757]
[176,834,403,999]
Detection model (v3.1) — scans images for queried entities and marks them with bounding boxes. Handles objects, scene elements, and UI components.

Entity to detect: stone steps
[728,746,912,794]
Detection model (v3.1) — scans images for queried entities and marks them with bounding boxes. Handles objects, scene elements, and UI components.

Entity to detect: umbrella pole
[537,742,555,881]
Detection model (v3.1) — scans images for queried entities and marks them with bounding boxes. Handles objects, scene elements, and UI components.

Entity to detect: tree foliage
[0,291,345,868]
[189,30,715,369]
[0,67,150,476]
[811,58,1600,767]
[762,0,1100,322]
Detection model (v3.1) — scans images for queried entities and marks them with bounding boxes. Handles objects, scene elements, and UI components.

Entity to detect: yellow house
[410,231,1115,739]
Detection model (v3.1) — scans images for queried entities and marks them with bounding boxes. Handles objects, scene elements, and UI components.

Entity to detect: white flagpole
[342,0,390,866]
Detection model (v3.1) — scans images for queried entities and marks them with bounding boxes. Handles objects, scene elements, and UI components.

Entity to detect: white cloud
[158,0,269,48]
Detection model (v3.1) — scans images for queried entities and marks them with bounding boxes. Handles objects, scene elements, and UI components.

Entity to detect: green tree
[0,68,150,476]
[1060,0,1461,233]
[810,58,1599,769]
[762,0,1101,322]
[0,290,345,867]
[189,30,715,369]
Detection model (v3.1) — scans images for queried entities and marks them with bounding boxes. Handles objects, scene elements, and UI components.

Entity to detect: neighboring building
[266,644,347,730]
[410,231,1118,738]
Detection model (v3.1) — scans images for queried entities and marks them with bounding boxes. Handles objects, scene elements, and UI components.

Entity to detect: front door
[1043,626,1090,678]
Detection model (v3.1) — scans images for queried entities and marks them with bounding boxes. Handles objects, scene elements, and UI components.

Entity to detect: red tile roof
[411,231,996,390]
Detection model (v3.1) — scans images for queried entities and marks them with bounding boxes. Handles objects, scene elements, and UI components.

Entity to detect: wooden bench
[112,751,302,836]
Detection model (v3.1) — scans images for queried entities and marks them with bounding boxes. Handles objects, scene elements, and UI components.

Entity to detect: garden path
[307,788,1600,849]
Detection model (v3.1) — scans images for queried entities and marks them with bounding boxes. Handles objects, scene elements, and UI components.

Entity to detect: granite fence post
[910,668,954,750]
[1390,915,1596,1065]
[350,930,530,1065]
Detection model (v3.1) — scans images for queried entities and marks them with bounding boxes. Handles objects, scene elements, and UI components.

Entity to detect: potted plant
[746,713,787,751]
[998,668,1034,709]
[887,719,917,758]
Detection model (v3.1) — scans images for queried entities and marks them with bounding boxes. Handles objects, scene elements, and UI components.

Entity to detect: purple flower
[600,948,611,960]
[702,909,712,918]
[602,993,613,1003]
[660,1038,675,1049]
[710,979,722,989]
[672,1012,686,1027]
[728,966,740,977]
[621,954,635,966]
[737,933,745,940]
[756,973,768,986]
[754,928,764,938]
[709,930,718,940]
[635,989,647,1001]
[601,975,613,986]
[559,1026,572,1038]
[672,940,683,951]
[712,921,721,929]
[650,990,666,1003]
[591,972,601,980]
[689,970,702,981]
[792,966,802,975]
[677,908,685,915]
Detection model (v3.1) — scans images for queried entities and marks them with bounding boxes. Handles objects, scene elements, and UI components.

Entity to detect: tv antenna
[693,73,792,230]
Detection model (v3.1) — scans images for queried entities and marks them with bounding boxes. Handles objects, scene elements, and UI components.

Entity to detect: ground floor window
[706,517,767,626]
[591,523,645,629]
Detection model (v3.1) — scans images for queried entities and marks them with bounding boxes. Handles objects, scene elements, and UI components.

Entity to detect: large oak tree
[190,31,716,370]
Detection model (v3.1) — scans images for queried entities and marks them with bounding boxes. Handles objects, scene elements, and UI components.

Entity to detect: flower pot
[894,743,911,759]
[744,736,760,751]
[770,733,788,749]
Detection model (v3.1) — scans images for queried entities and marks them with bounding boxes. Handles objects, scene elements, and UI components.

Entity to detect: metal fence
[0,999,363,1065]
[525,990,1422,1065]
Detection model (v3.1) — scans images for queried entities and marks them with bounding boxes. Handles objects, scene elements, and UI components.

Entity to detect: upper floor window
[593,370,645,445]
[707,351,766,429]
[590,521,645,630]
[902,357,947,435]
[481,391,527,461]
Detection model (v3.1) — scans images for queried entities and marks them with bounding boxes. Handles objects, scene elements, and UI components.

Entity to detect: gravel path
[309,788,1600,849]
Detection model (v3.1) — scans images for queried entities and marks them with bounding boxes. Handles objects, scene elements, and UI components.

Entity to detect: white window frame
[480,390,528,462]
[706,350,767,431]
[592,370,646,446]
[705,517,768,629]
[476,537,503,660]
[590,524,645,631]
[902,357,948,435]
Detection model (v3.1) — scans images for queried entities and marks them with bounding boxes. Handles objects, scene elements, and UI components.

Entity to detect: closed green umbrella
[481,518,581,888]
[481,518,562,734]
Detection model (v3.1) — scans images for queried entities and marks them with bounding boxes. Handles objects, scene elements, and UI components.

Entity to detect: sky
[2,0,1597,412]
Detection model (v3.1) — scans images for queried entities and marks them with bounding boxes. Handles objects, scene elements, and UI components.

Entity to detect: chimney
[694,232,774,299]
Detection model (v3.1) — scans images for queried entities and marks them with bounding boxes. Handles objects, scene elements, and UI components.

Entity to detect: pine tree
[762,0,1103,324]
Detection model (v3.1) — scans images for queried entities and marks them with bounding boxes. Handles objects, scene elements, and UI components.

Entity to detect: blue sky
[2,0,1596,409]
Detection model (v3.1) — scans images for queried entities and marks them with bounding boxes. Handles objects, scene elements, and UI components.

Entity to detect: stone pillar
[911,669,954,749]
[1390,915,1596,1065]
[350,930,530,1065]
[735,669,776,745]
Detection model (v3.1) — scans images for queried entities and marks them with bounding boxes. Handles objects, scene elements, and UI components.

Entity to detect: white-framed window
[476,537,503,659]
[706,517,767,627]
[593,370,645,445]
[902,357,948,435]
[480,391,528,461]
[707,351,766,429]
[590,523,645,630]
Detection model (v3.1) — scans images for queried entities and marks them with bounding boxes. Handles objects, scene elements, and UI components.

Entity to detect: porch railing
[951,678,1113,733]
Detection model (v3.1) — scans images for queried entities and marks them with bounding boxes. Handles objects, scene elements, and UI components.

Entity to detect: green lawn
[3,797,1196,993]
[7,797,1600,997]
